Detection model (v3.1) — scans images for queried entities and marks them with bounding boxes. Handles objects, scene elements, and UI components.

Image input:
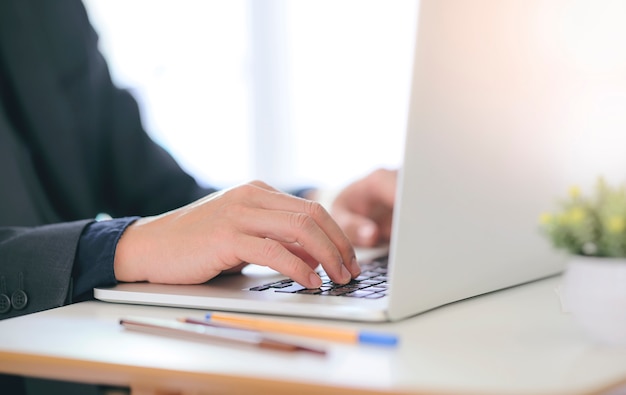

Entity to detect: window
[83,0,417,191]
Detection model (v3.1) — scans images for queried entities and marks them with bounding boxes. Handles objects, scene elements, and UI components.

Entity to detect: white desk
[0,276,625,395]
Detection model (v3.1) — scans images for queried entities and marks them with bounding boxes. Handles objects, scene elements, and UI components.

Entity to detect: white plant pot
[563,255,626,347]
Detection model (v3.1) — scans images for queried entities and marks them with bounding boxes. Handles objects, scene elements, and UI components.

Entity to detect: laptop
[95,0,624,322]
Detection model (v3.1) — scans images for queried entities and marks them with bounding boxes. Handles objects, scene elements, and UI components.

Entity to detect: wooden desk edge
[0,350,421,395]
[3,349,624,395]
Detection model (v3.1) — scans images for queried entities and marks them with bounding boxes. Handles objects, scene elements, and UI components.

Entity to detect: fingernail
[309,273,322,288]
[340,265,352,283]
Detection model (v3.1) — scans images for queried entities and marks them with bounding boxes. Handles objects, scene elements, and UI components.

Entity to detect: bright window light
[83,0,417,191]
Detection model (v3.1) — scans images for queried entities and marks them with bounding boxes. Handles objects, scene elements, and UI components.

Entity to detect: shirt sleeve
[72,216,139,301]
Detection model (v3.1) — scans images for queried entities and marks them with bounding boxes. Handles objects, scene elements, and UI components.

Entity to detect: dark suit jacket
[0,0,213,320]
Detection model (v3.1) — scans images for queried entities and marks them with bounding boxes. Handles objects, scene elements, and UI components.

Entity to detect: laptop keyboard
[247,256,388,299]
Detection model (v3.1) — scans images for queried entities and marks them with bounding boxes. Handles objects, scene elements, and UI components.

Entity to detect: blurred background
[83,0,418,191]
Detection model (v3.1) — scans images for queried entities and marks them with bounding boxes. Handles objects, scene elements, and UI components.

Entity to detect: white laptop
[95,0,626,322]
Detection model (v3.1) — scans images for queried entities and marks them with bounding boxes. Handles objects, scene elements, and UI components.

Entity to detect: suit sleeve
[0,220,90,320]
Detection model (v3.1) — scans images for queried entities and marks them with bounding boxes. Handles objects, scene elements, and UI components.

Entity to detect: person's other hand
[330,168,397,247]
[113,181,360,288]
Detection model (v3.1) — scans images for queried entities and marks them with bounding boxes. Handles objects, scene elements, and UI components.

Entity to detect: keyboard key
[373,275,387,282]
[247,255,389,299]
[360,279,383,286]
[343,290,376,298]
[323,288,351,296]
[296,288,323,295]
[271,282,296,289]
[274,283,307,293]
[249,285,272,291]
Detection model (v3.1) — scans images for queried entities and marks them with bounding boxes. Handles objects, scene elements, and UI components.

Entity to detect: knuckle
[290,212,316,232]
[249,179,270,189]
[304,199,327,218]
[373,167,388,176]
[370,167,391,185]
[235,183,257,197]
[226,183,260,204]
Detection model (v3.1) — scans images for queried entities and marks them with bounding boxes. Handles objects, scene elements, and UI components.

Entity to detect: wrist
[113,217,152,283]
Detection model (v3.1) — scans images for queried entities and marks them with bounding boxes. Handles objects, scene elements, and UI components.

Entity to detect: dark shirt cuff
[72,216,140,301]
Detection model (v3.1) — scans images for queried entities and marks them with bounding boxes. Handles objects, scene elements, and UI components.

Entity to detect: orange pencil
[202,312,398,346]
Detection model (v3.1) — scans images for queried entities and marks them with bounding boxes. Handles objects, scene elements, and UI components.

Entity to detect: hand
[113,181,360,288]
[329,168,397,247]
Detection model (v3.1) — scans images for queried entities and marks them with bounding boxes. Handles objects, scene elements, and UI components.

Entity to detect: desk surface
[0,276,625,395]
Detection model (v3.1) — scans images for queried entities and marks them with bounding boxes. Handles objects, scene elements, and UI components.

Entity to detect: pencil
[202,312,398,347]
[120,317,326,355]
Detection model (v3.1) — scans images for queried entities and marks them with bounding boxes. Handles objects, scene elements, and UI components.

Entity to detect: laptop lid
[95,0,625,322]
[386,0,626,320]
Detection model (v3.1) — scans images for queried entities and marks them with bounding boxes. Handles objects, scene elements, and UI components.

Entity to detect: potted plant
[540,178,626,346]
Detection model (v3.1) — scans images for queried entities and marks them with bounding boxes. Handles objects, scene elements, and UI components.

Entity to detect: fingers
[282,242,320,270]
[232,184,360,282]
[338,213,381,247]
[220,262,249,275]
[257,210,353,283]
[236,235,323,288]
[331,168,397,247]
[368,168,397,208]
